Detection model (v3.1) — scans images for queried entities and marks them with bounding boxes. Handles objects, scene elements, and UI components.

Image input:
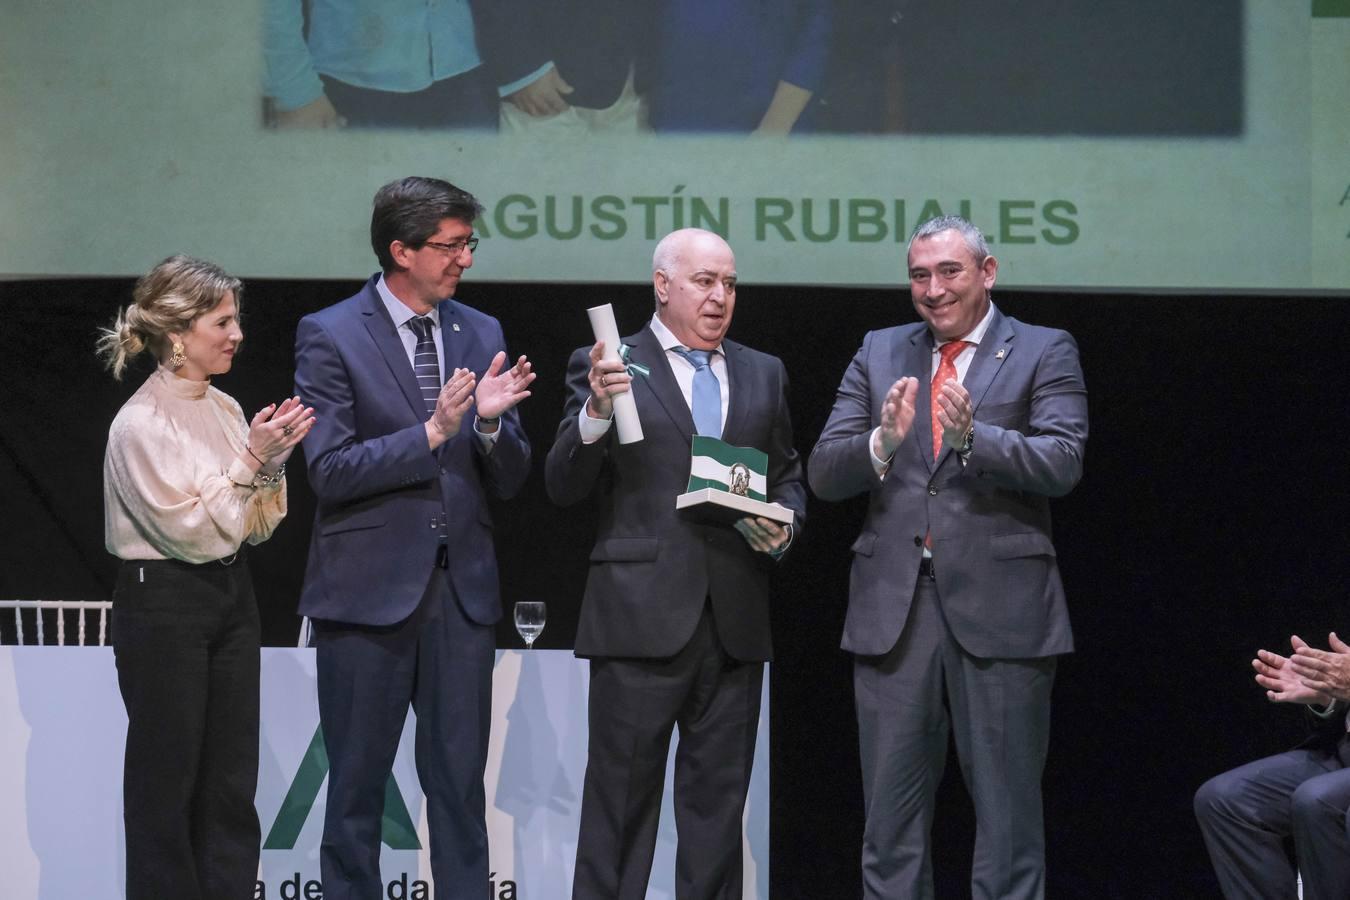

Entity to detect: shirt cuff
[578,405,613,444]
[474,417,501,451]
[268,69,326,113]
[869,427,892,479]
[498,62,555,98]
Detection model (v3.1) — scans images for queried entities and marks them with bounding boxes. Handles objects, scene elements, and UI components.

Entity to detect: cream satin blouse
[103,366,286,563]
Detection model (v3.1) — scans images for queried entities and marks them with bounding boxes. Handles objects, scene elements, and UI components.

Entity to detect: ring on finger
[600,374,609,387]
[282,424,295,437]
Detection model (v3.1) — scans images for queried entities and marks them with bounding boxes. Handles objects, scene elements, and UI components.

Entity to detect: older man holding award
[546,228,807,900]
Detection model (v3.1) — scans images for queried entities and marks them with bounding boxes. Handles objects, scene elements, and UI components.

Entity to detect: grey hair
[96,255,242,380]
[652,230,684,274]
[908,215,990,264]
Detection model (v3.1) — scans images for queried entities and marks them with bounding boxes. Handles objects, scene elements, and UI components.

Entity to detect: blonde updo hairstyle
[97,255,243,380]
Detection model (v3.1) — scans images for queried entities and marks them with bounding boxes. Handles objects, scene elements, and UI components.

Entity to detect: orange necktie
[931,341,971,460]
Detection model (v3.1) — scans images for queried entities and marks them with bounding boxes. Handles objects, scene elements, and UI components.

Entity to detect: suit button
[927,483,938,496]
[913,535,922,547]
[429,519,438,529]
[439,467,447,476]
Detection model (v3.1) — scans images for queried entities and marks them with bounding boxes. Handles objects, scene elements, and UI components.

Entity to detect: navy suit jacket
[472,0,649,110]
[545,325,807,661]
[646,0,831,132]
[809,305,1088,659]
[294,276,530,627]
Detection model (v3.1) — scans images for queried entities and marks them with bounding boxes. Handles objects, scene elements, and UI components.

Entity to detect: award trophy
[675,436,794,526]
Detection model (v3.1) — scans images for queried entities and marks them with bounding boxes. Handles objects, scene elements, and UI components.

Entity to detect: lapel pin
[452,323,461,332]
[995,349,1005,359]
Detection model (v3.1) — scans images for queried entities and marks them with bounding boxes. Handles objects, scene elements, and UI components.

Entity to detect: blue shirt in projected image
[263,0,482,112]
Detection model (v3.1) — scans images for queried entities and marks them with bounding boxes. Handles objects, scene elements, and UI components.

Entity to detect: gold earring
[169,341,187,370]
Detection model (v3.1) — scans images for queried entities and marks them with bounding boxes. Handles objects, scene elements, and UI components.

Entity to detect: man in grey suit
[546,228,807,899]
[809,215,1088,900]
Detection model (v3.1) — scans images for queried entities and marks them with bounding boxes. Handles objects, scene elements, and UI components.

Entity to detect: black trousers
[320,66,497,129]
[573,605,764,900]
[112,554,261,900]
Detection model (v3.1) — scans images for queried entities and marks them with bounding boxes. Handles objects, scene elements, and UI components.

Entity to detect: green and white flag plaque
[675,436,794,526]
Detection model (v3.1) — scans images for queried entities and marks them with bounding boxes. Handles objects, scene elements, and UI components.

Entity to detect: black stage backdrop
[3,277,1349,898]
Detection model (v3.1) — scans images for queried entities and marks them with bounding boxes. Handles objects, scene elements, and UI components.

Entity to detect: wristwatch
[957,426,975,459]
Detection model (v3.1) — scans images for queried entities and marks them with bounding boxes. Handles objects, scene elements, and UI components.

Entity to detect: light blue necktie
[673,348,722,438]
[408,316,440,418]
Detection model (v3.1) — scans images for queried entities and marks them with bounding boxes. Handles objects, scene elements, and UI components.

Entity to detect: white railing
[0,600,112,646]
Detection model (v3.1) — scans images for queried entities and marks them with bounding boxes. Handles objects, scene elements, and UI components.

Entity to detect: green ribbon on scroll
[619,343,651,379]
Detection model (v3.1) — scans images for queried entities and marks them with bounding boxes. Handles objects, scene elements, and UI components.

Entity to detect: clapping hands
[1290,633,1350,703]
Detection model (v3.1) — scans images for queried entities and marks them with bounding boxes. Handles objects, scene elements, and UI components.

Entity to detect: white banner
[0,647,768,900]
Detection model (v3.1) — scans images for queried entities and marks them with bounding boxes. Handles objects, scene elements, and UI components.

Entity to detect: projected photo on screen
[13,0,1344,291]
[261,0,1244,136]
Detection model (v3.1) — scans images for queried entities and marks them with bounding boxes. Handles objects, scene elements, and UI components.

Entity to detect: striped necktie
[408,316,440,418]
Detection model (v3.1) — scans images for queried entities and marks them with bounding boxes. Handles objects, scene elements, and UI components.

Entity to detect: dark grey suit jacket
[545,324,807,661]
[809,305,1087,659]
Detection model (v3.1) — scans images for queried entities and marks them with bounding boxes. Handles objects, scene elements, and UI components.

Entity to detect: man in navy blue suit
[1195,633,1350,899]
[294,176,534,900]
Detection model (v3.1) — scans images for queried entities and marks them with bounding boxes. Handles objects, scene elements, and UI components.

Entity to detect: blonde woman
[98,255,313,900]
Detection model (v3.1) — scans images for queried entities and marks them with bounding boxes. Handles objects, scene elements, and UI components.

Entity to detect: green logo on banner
[264,726,421,850]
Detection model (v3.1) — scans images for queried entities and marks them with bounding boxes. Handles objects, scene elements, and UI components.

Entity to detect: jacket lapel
[631,325,694,442]
[933,306,1013,471]
[359,283,426,420]
[720,340,748,446]
[437,300,479,375]
[896,327,937,474]
[962,306,1013,413]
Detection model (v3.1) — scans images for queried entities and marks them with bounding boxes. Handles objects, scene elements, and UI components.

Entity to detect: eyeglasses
[421,236,479,256]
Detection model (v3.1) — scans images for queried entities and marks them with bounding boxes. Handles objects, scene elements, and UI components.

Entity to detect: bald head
[653,228,733,282]
[652,229,737,351]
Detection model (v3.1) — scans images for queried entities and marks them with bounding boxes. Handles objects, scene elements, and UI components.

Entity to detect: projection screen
[1,0,1346,291]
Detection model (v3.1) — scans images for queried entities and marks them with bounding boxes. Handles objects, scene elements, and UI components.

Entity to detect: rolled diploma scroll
[586,303,644,444]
